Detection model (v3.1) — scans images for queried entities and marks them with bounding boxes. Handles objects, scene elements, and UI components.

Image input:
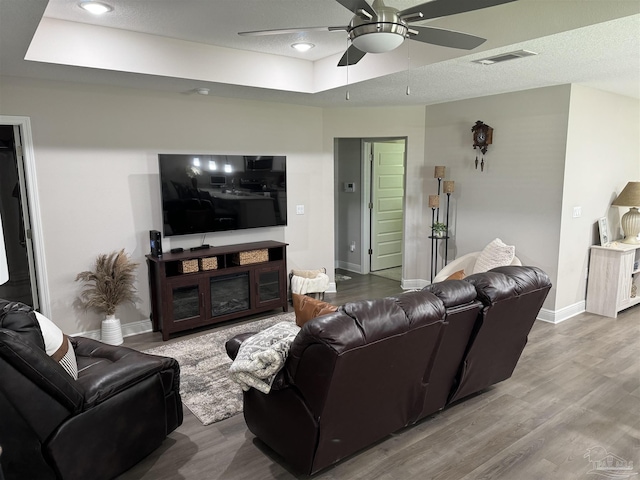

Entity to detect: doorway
[367,139,405,273]
[334,137,406,279]
[0,122,40,309]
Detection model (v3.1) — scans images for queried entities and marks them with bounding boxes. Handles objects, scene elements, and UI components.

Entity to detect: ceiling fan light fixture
[78,1,113,15]
[352,31,405,53]
[291,42,315,52]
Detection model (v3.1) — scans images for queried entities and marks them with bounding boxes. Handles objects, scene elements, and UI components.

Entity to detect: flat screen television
[158,154,286,237]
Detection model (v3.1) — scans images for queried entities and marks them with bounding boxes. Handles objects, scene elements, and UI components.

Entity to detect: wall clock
[471,120,493,171]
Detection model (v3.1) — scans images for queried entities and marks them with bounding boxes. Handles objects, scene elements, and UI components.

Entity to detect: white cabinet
[586,243,640,318]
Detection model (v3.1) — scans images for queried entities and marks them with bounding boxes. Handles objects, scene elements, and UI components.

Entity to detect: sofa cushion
[423,280,477,308]
[34,312,78,379]
[472,238,515,274]
[445,269,466,281]
[292,293,338,327]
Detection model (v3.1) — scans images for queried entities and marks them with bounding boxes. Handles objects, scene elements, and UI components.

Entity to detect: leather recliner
[227,266,551,475]
[0,300,183,480]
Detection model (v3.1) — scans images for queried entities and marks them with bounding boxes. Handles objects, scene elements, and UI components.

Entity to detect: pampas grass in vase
[76,249,139,345]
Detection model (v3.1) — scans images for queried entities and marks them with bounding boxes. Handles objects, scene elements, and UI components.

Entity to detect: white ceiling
[0,0,638,107]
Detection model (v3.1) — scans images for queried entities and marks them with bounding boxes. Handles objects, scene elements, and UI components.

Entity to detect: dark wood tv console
[146,241,288,340]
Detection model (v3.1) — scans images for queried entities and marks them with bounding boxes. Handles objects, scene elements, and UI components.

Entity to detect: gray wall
[335,138,363,272]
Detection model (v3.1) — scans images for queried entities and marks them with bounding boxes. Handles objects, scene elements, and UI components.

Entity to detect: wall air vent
[473,50,538,65]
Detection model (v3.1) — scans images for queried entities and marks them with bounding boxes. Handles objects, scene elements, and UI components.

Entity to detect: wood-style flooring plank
[117,272,640,480]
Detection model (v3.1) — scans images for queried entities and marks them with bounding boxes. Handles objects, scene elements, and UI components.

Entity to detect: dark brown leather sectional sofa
[0,300,183,480]
[227,265,551,475]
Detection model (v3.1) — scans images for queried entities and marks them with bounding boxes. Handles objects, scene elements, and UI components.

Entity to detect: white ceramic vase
[101,314,124,345]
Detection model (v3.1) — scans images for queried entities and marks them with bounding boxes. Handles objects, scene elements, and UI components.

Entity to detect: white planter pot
[101,315,124,345]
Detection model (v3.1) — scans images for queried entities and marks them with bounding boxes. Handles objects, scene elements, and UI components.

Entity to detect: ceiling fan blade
[239,26,347,36]
[338,45,367,66]
[410,26,486,50]
[399,0,517,21]
[335,0,376,18]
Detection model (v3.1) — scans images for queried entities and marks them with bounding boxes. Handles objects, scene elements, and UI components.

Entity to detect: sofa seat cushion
[472,238,515,274]
[72,337,179,408]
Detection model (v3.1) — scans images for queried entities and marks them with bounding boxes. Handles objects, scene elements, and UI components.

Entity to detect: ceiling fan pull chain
[406,41,411,96]
[346,37,351,101]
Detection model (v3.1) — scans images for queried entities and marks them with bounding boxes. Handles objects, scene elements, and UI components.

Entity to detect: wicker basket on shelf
[233,249,268,265]
[200,257,218,271]
[178,259,199,274]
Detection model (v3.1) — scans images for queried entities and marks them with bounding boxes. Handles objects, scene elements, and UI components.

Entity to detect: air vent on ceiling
[473,50,538,65]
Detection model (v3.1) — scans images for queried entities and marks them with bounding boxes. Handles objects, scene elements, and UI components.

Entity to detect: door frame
[0,115,50,316]
[360,137,407,274]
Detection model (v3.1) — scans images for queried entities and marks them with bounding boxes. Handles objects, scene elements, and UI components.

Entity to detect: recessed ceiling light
[79,2,113,15]
[291,43,315,52]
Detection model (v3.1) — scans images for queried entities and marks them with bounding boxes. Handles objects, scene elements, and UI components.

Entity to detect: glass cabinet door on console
[254,264,285,308]
[166,275,206,325]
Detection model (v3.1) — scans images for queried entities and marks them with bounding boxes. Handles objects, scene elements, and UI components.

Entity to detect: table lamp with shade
[0,210,8,285]
[611,181,640,244]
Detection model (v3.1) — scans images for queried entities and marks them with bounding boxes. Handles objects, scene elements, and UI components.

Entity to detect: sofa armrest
[72,336,180,408]
[0,330,84,411]
[225,332,258,360]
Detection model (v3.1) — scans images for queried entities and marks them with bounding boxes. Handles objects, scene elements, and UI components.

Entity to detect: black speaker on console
[149,230,162,257]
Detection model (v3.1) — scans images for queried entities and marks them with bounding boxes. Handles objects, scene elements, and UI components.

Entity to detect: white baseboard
[335,260,364,274]
[73,318,153,340]
[326,282,337,293]
[536,301,585,324]
[401,278,429,290]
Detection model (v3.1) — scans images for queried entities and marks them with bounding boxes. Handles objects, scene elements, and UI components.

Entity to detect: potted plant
[76,249,139,345]
[431,222,448,237]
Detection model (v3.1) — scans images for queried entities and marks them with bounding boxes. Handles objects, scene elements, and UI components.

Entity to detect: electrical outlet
[296,204,304,215]
[573,206,582,218]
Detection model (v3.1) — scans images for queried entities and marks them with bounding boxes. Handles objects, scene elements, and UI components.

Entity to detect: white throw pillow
[472,238,516,274]
[34,311,78,379]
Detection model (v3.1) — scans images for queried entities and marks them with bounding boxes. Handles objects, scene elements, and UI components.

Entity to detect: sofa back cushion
[448,266,551,403]
[287,289,447,472]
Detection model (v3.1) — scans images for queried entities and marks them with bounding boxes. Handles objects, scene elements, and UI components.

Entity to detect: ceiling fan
[239,0,517,66]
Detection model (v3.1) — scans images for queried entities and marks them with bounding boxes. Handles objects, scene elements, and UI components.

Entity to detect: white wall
[1,75,636,333]
[423,84,639,315]
[323,107,427,283]
[335,138,363,272]
[424,85,572,309]
[0,76,332,335]
[560,85,640,311]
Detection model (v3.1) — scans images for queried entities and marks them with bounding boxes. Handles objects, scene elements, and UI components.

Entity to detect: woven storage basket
[234,249,268,265]
[178,259,199,274]
[200,257,218,271]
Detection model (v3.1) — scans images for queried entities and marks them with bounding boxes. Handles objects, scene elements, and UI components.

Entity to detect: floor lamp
[0,210,8,286]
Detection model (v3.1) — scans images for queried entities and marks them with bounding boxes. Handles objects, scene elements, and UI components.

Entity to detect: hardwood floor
[118,271,640,480]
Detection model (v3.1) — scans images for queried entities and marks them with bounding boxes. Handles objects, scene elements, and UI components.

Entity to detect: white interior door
[370,141,405,271]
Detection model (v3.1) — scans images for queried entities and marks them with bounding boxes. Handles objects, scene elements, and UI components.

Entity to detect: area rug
[144,311,295,426]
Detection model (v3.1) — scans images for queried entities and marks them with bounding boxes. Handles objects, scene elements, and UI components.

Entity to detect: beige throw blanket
[229,321,300,394]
